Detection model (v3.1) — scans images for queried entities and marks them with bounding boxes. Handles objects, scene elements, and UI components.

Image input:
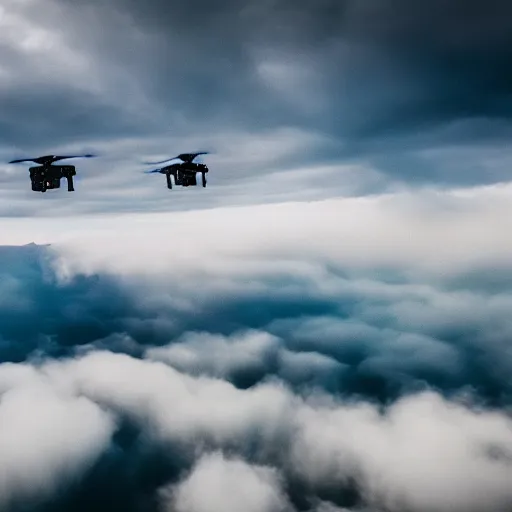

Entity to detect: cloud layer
[2,0,512,509]
[1,189,512,511]
[1,349,512,512]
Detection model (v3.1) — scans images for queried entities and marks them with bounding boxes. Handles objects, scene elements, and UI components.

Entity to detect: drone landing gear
[61,165,76,192]
[202,172,207,187]
[166,173,173,189]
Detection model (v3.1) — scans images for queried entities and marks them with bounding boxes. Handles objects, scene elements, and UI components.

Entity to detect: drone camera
[183,173,197,187]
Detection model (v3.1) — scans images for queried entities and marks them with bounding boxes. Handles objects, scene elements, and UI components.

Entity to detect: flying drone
[143,152,209,189]
[8,154,95,193]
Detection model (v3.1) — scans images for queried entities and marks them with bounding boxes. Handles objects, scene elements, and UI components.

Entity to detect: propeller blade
[50,154,97,162]
[9,158,38,164]
[143,151,209,165]
[143,168,163,174]
[8,154,96,165]
[177,152,209,163]
[143,156,179,165]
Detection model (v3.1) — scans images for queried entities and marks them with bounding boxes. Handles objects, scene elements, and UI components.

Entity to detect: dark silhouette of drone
[8,154,95,193]
[143,152,209,189]
[6,150,212,194]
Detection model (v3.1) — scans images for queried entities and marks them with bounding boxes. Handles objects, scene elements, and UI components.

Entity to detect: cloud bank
[1,190,512,511]
[2,0,511,508]
[1,350,512,512]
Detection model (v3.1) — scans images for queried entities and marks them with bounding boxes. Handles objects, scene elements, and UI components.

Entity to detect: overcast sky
[1,2,512,512]
[1,0,511,217]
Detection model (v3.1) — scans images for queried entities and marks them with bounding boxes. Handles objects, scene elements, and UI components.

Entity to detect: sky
[1,0,512,216]
[1,0,512,511]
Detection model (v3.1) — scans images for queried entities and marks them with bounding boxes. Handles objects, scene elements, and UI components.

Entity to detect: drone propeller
[143,168,163,174]
[143,152,209,165]
[9,154,96,165]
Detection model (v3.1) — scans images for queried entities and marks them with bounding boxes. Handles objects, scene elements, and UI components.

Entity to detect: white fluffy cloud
[146,330,282,378]
[1,351,511,511]
[160,452,291,512]
[0,368,115,508]
[1,181,511,284]
[145,330,343,388]
[292,392,512,512]
[23,182,507,284]
[43,351,294,452]
[1,182,512,510]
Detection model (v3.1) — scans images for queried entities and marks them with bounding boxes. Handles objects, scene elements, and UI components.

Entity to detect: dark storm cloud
[57,0,512,136]
[2,0,512,212]
[56,0,512,133]
[0,85,153,150]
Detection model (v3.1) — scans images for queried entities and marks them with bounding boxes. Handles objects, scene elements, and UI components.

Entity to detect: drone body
[144,152,209,190]
[8,154,95,193]
[29,164,75,193]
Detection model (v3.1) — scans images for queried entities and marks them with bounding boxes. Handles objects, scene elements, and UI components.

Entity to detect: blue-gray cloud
[2,1,512,507]
[1,231,512,512]
[1,0,511,217]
